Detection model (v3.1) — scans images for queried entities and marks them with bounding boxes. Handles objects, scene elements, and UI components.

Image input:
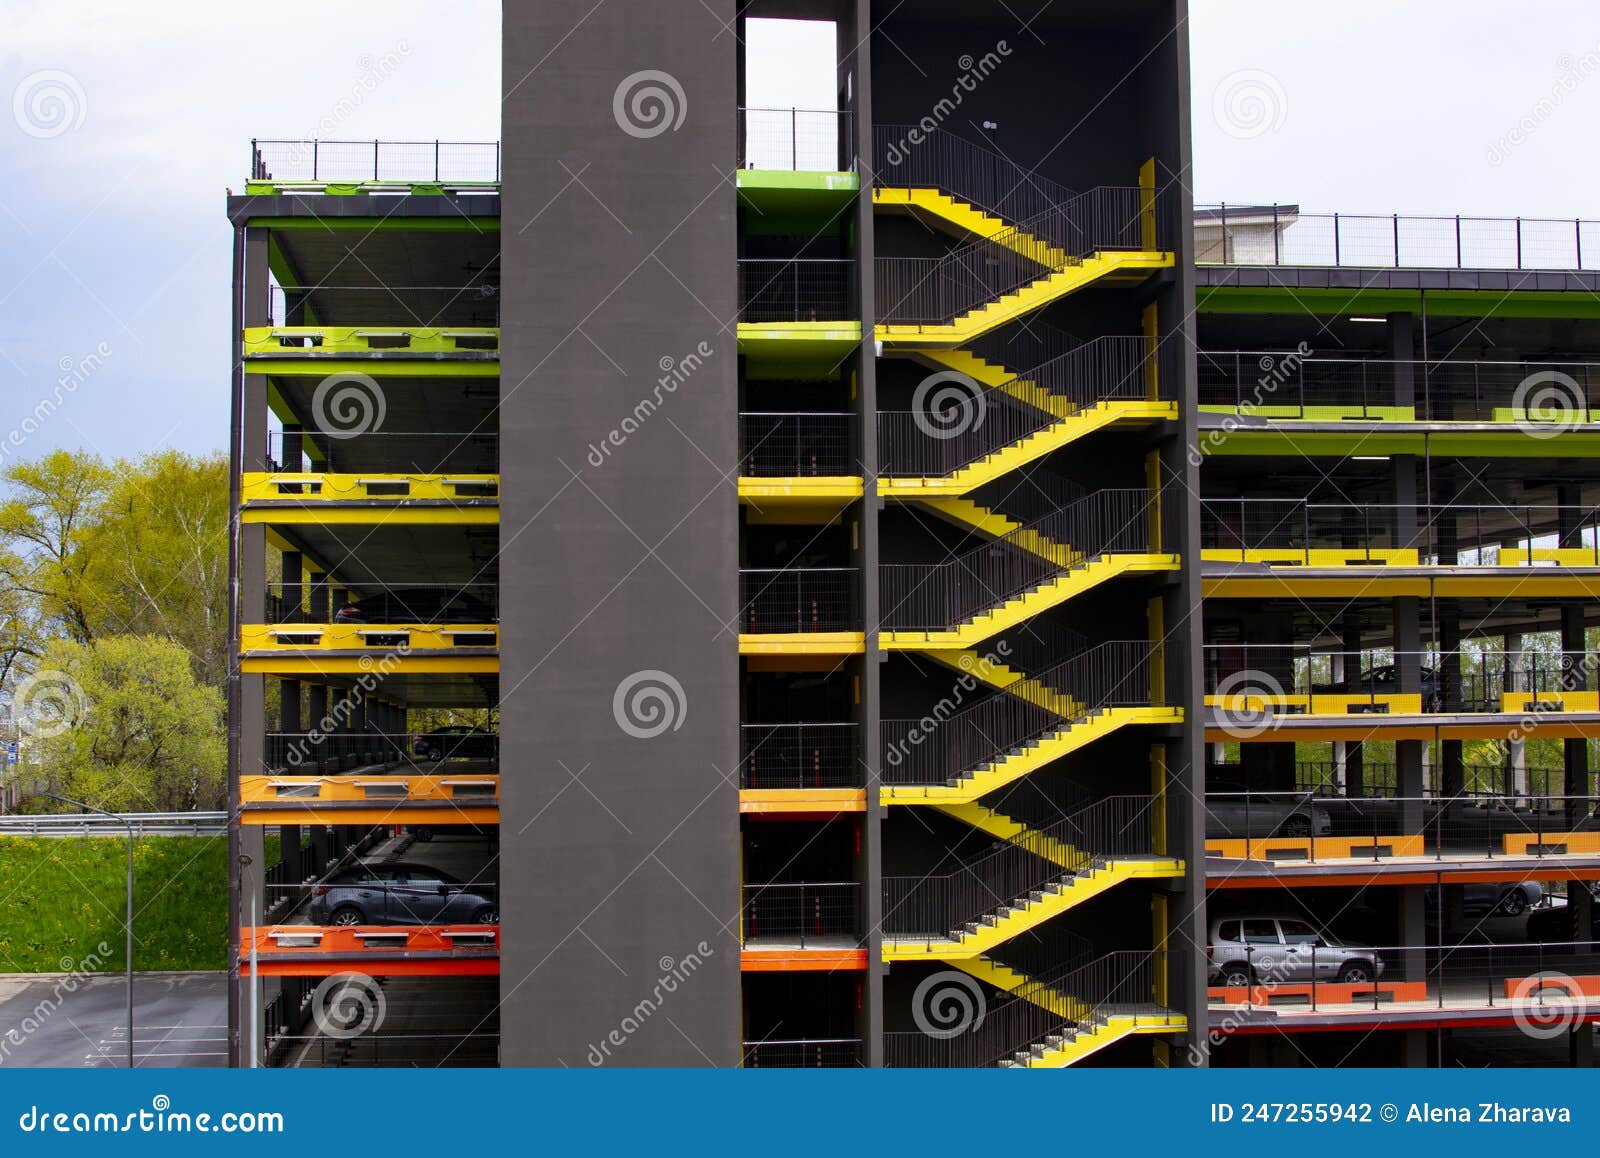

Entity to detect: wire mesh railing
[267,283,500,328]
[878,336,1173,479]
[251,139,501,184]
[1204,792,1599,856]
[881,641,1162,789]
[265,581,498,626]
[1197,204,1600,270]
[884,950,1178,1068]
[741,1038,863,1067]
[871,123,1079,226]
[1199,499,1600,564]
[739,723,861,789]
[737,259,855,323]
[738,413,856,477]
[883,796,1162,943]
[876,186,1168,326]
[741,882,861,947]
[1198,351,1600,422]
[738,567,860,634]
[880,489,1155,631]
[739,107,855,173]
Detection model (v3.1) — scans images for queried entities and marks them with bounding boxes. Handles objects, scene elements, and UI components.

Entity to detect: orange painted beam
[1210,980,1428,1005]
[740,948,868,972]
[239,924,498,978]
[1206,834,1425,861]
[1505,974,1600,1000]
[1209,865,1600,889]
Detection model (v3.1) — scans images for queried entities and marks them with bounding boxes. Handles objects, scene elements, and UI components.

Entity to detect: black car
[412,725,498,762]
[334,587,495,625]
[309,862,497,926]
[1312,664,1444,710]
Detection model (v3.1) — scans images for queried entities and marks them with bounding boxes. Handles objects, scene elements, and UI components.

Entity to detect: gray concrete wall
[500,0,742,1066]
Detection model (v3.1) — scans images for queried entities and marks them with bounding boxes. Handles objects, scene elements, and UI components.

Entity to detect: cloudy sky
[1,0,1597,460]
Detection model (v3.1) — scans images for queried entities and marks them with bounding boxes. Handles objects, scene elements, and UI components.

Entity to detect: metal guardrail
[1198,352,1600,422]
[872,124,1079,228]
[738,413,856,478]
[880,489,1154,632]
[739,723,861,789]
[882,641,1162,789]
[741,881,861,947]
[1204,792,1599,857]
[738,568,860,634]
[267,283,499,328]
[0,811,226,836]
[879,337,1172,480]
[251,139,501,184]
[737,259,855,323]
[739,107,854,173]
[266,432,500,476]
[742,1038,863,1067]
[1198,204,1600,271]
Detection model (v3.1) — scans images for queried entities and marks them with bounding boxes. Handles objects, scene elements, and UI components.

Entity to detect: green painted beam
[1197,284,1600,320]
[249,216,500,232]
[1198,429,1600,458]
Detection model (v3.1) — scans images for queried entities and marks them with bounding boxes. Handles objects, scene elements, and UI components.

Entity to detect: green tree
[0,450,113,645]
[27,635,225,812]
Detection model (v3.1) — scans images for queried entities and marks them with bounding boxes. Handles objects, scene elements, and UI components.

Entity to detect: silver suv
[1208,916,1386,987]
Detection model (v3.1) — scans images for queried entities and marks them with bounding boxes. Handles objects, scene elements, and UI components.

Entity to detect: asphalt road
[0,972,226,1068]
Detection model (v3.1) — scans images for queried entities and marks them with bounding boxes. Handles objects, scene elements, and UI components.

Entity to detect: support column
[1342,616,1364,796]
[1506,632,1527,798]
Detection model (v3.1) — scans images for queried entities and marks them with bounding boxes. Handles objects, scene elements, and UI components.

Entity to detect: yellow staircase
[1008,1011,1189,1068]
[874,187,1070,267]
[881,856,1183,960]
[919,648,1082,716]
[948,956,1087,1019]
[881,705,1180,804]
[914,347,1077,418]
[881,553,1181,650]
[877,250,1173,349]
[919,497,1083,565]
[878,401,1178,498]
[929,801,1085,867]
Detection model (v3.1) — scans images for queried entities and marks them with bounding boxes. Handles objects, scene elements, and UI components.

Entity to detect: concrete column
[1342,617,1364,796]
[1562,601,1589,824]
[1506,633,1527,798]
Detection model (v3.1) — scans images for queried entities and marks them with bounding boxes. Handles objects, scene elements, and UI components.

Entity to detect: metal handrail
[250,139,501,184]
[872,123,1078,224]
[1198,203,1600,271]
[880,489,1156,631]
[739,107,855,172]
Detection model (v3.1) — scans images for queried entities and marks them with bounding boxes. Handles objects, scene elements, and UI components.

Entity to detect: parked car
[1425,879,1543,917]
[412,726,497,762]
[309,862,497,926]
[334,587,494,625]
[1528,884,1599,942]
[1208,915,1385,987]
[1311,664,1443,711]
[1205,793,1332,839]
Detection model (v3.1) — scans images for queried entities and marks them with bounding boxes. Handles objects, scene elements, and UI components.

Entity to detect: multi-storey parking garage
[225,0,1596,1067]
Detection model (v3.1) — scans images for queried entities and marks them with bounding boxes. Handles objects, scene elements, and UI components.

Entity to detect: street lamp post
[41,792,134,1069]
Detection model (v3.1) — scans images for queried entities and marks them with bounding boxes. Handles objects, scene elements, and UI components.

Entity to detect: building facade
[225,0,1598,1068]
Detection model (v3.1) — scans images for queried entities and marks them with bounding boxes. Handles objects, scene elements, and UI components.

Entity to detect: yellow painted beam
[738,477,864,504]
[239,655,498,676]
[738,632,866,656]
[739,789,866,814]
[242,623,497,653]
[243,326,499,357]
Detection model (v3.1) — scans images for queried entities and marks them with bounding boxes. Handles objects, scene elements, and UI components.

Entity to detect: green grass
[0,835,229,973]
